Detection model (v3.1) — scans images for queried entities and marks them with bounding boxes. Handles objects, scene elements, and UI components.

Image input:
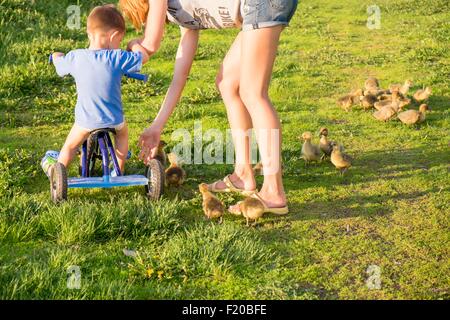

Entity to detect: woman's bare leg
[211,32,256,192]
[238,26,286,208]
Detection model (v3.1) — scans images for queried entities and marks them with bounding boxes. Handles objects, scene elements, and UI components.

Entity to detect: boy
[43,5,149,176]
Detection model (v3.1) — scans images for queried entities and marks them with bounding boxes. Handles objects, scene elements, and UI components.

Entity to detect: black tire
[145,159,164,200]
[50,163,68,203]
[79,134,98,177]
[86,134,99,177]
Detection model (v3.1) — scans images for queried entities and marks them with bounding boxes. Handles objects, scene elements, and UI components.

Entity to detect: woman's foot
[257,189,287,209]
[209,170,256,194]
[229,191,288,215]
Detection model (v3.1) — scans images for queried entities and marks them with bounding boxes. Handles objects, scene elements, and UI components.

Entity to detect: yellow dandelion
[146,268,154,278]
[157,270,164,280]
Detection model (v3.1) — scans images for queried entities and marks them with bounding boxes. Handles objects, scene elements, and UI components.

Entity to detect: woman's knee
[239,85,269,109]
[216,73,239,98]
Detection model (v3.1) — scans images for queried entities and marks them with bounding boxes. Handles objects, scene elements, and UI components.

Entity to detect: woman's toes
[228,204,242,215]
[209,180,226,191]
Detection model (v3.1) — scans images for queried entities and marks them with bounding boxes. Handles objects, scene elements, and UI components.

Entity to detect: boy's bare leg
[114,122,129,173]
[58,124,90,168]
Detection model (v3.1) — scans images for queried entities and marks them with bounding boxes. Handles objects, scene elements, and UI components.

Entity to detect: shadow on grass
[287,187,446,221]
[280,145,448,222]
[27,143,448,231]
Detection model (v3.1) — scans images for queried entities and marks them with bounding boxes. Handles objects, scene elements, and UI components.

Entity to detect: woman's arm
[139,27,199,161]
[153,27,199,130]
[141,0,168,56]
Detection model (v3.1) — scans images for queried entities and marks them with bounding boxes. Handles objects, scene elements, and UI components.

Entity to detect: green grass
[0,0,449,299]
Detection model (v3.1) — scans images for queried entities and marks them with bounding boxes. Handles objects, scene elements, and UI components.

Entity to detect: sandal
[228,193,289,216]
[250,193,289,215]
[209,174,256,196]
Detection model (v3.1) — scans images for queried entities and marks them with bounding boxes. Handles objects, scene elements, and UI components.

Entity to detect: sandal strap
[250,193,289,215]
[223,175,256,195]
[250,193,267,209]
[209,179,230,193]
[209,174,257,195]
[222,175,235,190]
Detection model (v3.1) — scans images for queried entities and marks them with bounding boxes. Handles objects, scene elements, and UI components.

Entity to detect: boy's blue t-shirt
[53,49,142,130]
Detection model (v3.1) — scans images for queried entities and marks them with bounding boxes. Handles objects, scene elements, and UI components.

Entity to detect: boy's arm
[52,51,74,77]
[129,42,149,65]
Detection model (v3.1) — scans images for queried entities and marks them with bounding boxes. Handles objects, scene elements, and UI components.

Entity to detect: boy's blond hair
[118,0,149,30]
[88,4,126,34]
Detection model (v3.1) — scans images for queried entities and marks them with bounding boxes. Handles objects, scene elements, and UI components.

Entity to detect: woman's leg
[211,32,256,192]
[239,26,286,208]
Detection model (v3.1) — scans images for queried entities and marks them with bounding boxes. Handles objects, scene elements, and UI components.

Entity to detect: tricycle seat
[89,128,116,136]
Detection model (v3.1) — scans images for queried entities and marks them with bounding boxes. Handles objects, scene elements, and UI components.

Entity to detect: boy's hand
[52,52,65,62]
[138,125,162,165]
[127,38,143,51]
[127,39,149,64]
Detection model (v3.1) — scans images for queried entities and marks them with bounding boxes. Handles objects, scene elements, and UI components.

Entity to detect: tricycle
[46,54,164,203]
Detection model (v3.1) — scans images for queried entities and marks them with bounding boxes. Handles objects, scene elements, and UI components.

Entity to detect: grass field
[0,0,449,299]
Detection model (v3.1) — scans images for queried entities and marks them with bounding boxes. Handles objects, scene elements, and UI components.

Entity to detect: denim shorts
[241,0,299,31]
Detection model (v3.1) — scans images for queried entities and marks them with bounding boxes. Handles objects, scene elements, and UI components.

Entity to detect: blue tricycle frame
[48,54,163,203]
[50,129,164,203]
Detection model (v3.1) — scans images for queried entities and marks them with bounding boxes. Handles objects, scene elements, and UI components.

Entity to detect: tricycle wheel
[50,162,68,203]
[79,134,98,176]
[145,159,164,200]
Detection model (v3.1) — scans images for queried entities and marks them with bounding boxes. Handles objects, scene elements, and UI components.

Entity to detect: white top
[167,0,242,29]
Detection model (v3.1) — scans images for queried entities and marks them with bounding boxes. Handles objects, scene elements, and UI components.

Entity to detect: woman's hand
[127,38,144,52]
[138,125,162,164]
[127,38,150,64]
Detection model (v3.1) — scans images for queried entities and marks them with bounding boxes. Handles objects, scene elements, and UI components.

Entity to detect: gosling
[360,94,378,110]
[300,131,322,163]
[155,140,167,167]
[398,104,429,125]
[413,87,432,103]
[165,153,186,187]
[364,77,380,90]
[389,80,413,96]
[199,183,224,224]
[373,105,397,122]
[239,197,266,227]
[330,142,353,175]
